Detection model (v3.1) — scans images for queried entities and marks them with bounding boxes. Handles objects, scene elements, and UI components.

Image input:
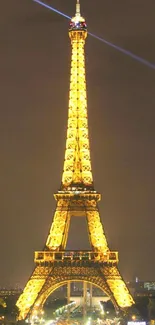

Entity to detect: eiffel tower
[17,0,134,320]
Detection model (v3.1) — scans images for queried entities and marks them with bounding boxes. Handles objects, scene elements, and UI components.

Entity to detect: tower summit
[69,0,87,32]
[16,1,134,320]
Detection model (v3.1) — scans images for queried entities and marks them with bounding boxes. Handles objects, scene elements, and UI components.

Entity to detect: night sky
[1,0,155,288]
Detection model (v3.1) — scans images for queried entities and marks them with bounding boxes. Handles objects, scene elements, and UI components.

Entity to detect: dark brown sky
[0,0,155,288]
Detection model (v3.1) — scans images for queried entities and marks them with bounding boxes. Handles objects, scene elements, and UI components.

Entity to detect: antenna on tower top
[76,0,81,17]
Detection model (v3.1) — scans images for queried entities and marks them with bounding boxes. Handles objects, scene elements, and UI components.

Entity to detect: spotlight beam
[33,0,71,19]
[32,0,155,70]
[88,32,155,70]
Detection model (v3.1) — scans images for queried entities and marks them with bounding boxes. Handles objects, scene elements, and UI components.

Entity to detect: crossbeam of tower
[16,0,134,320]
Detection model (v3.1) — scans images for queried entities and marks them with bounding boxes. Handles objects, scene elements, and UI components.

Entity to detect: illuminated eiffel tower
[17,0,134,320]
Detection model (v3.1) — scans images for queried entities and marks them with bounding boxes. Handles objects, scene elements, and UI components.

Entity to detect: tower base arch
[17,261,134,320]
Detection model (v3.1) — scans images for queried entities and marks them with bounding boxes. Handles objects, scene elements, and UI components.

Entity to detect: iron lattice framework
[16,1,134,320]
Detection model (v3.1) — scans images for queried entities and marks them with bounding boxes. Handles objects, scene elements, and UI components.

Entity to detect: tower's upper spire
[76,0,81,17]
[69,0,87,33]
[62,0,90,190]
